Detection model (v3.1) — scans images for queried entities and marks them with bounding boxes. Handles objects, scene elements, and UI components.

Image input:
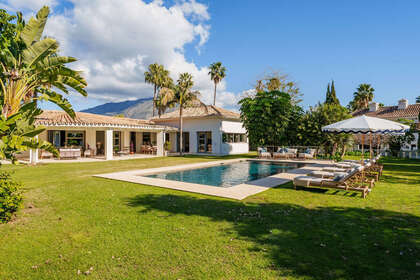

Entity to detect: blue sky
[186,0,420,108]
[2,0,420,110]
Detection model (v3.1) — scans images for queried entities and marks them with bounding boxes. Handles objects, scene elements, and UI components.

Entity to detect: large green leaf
[22,38,58,68]
[20,6,50,47]
[39,90,75,118]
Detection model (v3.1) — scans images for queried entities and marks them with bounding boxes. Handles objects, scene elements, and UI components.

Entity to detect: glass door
[197,132,212,153]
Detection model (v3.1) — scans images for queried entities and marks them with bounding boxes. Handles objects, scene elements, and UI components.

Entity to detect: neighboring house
[353,99,420,151]
[151,105,249,155]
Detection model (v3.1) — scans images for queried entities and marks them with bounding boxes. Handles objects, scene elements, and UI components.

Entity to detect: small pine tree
[326,80,340,105]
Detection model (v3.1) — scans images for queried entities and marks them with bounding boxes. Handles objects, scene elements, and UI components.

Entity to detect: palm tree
[208,62,226,106]
[154,74,174,118]
[416,96,420,103]
[351,84,375,111]
[144,63,171,117]
[1,6,87,118]
[159,73,205,156]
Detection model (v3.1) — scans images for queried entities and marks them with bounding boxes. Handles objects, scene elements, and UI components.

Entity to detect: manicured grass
[0,155,419,279]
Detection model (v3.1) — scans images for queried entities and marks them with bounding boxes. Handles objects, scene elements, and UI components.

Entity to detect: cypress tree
[325,83,331,103]
[326,80,340,105]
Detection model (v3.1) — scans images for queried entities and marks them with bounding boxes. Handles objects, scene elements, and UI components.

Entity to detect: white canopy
[322,115,410,135]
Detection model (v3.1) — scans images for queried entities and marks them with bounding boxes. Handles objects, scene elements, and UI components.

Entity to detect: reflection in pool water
[145,161,304,188]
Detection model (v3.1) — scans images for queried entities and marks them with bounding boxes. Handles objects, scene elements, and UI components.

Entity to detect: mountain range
[81,97,174,120]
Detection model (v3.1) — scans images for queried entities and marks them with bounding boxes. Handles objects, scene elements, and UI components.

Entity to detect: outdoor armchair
[258,147,271,158]
[298,148,316,160]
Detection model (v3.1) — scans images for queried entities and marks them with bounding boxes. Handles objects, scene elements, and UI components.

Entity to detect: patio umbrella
[322,115,410,161]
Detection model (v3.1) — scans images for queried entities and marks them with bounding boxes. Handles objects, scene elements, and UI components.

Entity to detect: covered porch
[28,110,178,164]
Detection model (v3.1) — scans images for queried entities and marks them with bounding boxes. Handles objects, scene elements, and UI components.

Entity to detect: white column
[172,132,178,152]
[29,135,39,164]
[123,130,130,149]
[105,129,113,160]
[157,131,164,156]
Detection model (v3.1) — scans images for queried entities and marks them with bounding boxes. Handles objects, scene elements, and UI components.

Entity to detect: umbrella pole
[361,134,365,165]
[377,135,381,156]
[369,133,373,160]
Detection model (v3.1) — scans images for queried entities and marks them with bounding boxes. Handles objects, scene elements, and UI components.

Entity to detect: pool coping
[94,158,330,200]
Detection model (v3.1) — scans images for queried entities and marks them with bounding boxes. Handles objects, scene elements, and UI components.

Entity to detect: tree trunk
[179,106,183,156]
[152,84,157,117]
[341,144,347,158]
[213,82,217,106]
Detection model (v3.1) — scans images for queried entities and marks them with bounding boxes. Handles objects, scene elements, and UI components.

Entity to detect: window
[222,133,247,143]
[66,131,84,147]
[143,132,151,145]
[113,131,121,151]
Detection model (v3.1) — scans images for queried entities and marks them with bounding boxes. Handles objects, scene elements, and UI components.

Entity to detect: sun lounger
[293,168,372,198]
[322,167,348,173]
[308,170,348,179]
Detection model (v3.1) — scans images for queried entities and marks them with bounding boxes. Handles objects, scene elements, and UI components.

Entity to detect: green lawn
[0,155,419,279]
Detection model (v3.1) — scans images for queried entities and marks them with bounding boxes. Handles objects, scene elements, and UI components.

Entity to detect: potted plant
[164,141,171,156]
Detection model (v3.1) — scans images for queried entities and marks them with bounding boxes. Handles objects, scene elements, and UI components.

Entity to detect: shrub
[0,172,23,223]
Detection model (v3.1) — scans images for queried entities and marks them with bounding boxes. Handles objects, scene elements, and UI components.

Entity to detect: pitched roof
[35,110,175,130]
[352,104,420,119]
[151,105,240,121]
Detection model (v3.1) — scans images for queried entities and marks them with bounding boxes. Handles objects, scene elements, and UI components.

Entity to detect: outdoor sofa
[273,148,297,159]
[59,148,81,159]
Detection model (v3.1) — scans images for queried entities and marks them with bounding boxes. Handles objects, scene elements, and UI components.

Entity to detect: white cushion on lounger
[323,167,347,173]
[309,171,348,178]
[293,176,327,187]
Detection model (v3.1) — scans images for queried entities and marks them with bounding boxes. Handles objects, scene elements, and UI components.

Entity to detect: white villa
[27,105,248,164]
[152,106,249,155]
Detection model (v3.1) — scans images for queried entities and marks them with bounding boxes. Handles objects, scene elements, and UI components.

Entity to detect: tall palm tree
[159,73,205,156]
[144,63,171,117]
[208,62,226,106]
[416,96,420,104]
[352,84,375,111]
[1,6,87,118]
[154,74,174,118]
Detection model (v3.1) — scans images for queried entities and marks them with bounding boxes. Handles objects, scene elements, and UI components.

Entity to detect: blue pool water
[145,160,304,188]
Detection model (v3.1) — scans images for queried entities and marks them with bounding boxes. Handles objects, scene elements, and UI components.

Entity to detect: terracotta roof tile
[152,105,240,121]
[353,104,420,119]
[35,110,175,130]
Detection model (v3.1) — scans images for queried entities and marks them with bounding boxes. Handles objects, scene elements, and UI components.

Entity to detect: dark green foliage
[387,119,416,155]
[325,80,340,105]
[297,103,352,156]
[239,91,302,147]
[0,171,23,223]
[0,102,58,163]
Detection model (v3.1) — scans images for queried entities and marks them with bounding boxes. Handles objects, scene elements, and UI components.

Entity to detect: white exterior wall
[154,118,249,155]
[221,120,249,155]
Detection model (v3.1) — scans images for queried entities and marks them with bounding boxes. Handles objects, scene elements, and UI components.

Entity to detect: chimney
[369,102,379,112]
[398,99,408,110]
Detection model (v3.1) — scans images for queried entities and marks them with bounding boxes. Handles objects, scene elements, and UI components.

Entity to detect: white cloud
[2,0,243,110]
[0,0,57,12]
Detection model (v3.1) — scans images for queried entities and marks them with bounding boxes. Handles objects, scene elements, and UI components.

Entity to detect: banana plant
[1,6,87,118]
[0,102,57,164]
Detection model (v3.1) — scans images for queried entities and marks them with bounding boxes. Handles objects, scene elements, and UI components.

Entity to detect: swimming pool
[145,160,305,188]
